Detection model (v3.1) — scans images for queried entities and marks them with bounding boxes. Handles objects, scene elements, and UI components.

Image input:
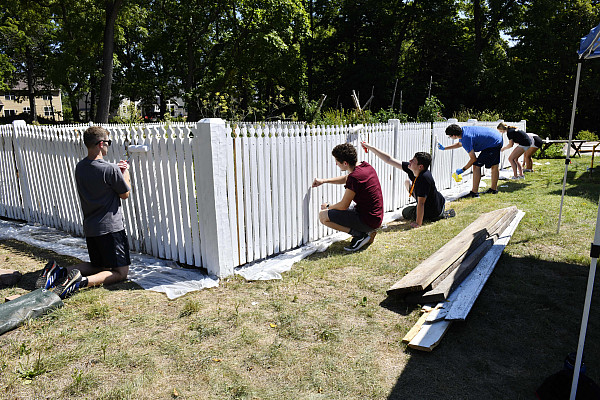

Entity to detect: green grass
[1,157,599,399]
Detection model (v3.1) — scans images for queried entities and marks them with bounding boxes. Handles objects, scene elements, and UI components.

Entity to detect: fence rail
[0,118,525,277]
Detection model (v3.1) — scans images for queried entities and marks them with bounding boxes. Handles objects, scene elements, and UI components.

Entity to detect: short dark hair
[332,143,357,167]
[445,124,462,137]
[414,152,431,170]
[83,126,109,148]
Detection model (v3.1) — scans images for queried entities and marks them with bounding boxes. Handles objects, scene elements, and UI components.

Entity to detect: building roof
[9,80,60,92]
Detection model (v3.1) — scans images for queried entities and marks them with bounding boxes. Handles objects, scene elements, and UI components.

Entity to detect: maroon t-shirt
[345,161,384,229]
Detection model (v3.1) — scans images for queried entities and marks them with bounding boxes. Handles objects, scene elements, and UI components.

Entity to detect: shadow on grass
[386,254,600,399]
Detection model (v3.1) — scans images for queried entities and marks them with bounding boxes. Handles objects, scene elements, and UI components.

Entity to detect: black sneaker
[344,233,372,252]
[444,209,456,218]
[52,269,83,299]
[35,260,67,289]
[465,191,480,198]
[483,188,498,194]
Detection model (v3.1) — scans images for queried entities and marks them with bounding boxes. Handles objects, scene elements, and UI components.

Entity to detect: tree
[0,0,55,122]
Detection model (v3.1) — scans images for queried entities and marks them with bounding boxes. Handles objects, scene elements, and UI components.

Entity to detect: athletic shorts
[86,229,131,269]
[531,135,543,148]
[327,208,375,235]
[518,145,531,151]
[474,145,501,168]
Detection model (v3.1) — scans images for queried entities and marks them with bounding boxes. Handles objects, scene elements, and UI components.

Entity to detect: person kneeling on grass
[35,126,132,299]
[312,143,383,252]
[361,143,454,228]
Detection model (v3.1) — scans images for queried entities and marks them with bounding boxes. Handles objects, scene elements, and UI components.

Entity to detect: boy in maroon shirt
[312,143,383,251]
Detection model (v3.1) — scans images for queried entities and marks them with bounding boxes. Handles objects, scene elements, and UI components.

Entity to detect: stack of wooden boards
[387,206,525,351]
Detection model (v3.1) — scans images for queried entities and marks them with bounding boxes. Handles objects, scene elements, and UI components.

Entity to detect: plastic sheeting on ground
[0,220,218,299]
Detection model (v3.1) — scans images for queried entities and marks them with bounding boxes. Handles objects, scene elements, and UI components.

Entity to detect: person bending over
[36,126,132,299]
[438,124,503,198]
[523,132,543,172]
[312,143,383,252]
[361,143,454,228]
[497,122,532,179]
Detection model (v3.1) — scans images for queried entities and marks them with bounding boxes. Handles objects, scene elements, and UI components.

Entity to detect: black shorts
[474,146,501,168]
[531,135,543,148]
[86,230,131,269]
[328,208,375,234]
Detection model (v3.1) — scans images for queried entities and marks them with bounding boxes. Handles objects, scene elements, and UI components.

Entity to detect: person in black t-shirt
[498,122,532,179]
[361,142,453,228]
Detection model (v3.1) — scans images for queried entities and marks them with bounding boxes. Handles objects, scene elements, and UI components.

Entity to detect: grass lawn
[1,157,599,400]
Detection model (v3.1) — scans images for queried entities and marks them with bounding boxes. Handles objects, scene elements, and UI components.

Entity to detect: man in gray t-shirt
[35,126,132,299]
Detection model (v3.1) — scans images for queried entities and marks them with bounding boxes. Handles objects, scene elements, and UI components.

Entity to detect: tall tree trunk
[90,75,97,122]
[68,89,81,123]
[95,0,123,123]
[185,36,199,121]
[25,45,37,123]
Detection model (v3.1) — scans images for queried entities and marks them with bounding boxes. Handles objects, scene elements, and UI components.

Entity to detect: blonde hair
[496,122,516,132]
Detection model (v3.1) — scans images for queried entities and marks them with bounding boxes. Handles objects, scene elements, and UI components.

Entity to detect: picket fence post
[11,120,33,222]
[388,119,401,210]
[192,118,234,278]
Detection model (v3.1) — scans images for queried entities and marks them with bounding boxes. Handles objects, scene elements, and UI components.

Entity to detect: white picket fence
[0,118,525,277]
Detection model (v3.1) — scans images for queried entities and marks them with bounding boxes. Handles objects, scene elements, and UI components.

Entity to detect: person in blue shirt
[438,124,503,198]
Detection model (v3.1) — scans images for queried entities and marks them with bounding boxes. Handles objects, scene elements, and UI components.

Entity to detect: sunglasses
[95,139,112,146]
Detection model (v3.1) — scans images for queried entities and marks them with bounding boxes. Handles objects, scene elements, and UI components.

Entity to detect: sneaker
[464,191,480,198]
[443,209,456,219]
[483,188,498,194]
[509,176,520,180]
[35,260,67,289]
[344,233,372,252]
[523,169,534,172]
[517,175,525,179]
[52,269,83,299]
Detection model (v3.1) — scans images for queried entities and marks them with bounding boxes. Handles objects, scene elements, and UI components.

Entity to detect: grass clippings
[1,157,599,399]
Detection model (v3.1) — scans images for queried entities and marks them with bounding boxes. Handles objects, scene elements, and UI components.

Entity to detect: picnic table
[539,139,588,157]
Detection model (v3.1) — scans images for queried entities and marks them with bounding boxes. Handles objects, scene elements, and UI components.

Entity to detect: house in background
[0,81,63,121]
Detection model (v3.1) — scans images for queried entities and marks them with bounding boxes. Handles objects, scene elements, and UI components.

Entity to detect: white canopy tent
[554,22,600,400]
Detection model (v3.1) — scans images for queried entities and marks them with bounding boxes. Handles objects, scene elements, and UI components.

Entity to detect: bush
[452,108,501,121]
[537,143,564,159]
[416,96,446,122]
[576,130,599,141]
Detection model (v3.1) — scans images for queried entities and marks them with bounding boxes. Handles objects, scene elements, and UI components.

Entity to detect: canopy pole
[569,194,600,399]
[557,61,583,233]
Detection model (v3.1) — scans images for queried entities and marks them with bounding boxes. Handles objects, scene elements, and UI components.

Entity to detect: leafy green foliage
[537,143,564,159]
[576,130,599,141]
[452,108,501,122]
[417,96,446,122]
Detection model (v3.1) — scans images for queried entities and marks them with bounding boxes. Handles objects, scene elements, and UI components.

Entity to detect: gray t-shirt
[75,158,130,237]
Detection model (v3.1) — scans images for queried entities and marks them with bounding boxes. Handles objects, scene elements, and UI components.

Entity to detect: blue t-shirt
[459,126,503,153]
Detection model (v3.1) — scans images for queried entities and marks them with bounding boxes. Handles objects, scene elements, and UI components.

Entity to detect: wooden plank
[445,210,525,321]
[234,134,247,265]
[406,207,519,303]
[402,312,429,343]
[408,319,452,352]
[387,207,511,296]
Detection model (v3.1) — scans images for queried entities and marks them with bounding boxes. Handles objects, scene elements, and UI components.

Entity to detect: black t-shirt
[402,162,445,220]
[507,128,532,146]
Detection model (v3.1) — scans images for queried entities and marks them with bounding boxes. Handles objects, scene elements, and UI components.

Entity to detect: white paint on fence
[0,119,525,278]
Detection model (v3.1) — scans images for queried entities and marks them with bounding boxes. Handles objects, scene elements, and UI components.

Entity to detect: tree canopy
[1,0,599,136]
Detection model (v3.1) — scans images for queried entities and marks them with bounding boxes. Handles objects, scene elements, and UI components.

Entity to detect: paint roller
[124,144,149,161]
[347,124,367,153]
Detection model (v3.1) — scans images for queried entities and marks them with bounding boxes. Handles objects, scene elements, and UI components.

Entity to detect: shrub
[416,96,446,122]
[452,108,501,121]
[537,143,564,159]
[576,130,599,141]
